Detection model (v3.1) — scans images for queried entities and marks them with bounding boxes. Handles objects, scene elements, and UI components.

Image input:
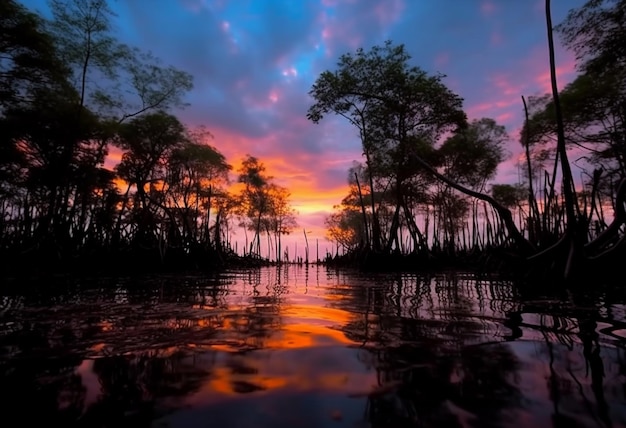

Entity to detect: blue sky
[20,0,587,255]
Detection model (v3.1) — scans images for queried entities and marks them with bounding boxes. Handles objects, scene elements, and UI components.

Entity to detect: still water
[1,266,625,427]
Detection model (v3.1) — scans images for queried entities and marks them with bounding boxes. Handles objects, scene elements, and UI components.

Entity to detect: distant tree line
[0,0,297,274]
[310,0,626,283]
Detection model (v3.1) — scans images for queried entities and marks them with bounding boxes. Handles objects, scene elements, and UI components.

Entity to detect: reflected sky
[1,267,625,427]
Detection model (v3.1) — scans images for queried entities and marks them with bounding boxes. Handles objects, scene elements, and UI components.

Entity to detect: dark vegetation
[1,0,624,284]
[0,0,298,275]
[311,0,626,285]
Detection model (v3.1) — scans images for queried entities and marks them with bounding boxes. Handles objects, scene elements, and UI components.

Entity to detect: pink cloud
[373,0,405,26]
[109,0,587,256]
[534,62,577,93]
[481,1,497,17]
[496,112,514,123]
[521,45,578,94]
[491,73,525,96]
[104,146,123,171]
[316,10,363,58]
[241,86,283,110]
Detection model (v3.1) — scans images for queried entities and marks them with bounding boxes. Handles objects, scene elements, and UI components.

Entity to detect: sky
[20,0,588,259]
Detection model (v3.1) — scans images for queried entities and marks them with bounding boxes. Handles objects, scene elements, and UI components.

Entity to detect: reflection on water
[1,267,625,427]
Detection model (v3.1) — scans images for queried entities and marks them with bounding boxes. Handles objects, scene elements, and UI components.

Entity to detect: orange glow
[284,304,352,325]
[105,138,351,213]
[206,367,289,395]
[263,323,354,349]
[184,297,363,401]
[102,123,354,253]
[100,321,114,332]
[90,343,107,353]
[98,123,352,258]
[194,355,375,402]
[209,343,241,353]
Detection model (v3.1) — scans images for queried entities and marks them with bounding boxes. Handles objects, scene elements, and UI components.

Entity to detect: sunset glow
[21,0,587,257]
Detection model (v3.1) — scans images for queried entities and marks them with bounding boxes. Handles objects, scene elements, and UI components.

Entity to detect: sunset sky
[21,0,587,258]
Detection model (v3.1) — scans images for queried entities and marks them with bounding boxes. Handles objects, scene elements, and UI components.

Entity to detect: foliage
[491,184,527,209]
[309,42,525,256]
[309,41,473,254]
[0,0,296,271]
[236,155,297,259]
[520,0,626,255]
[438,118,508,190]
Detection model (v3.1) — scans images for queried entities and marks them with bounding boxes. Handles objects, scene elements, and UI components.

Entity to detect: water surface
[1,267,625,427]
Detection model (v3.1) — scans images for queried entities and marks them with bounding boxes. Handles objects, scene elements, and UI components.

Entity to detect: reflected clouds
[1,268,626,427]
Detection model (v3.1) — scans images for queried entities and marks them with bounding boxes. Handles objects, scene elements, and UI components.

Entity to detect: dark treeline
[311,0,626,284]
[2,0,625,281]
[0,0,298,275]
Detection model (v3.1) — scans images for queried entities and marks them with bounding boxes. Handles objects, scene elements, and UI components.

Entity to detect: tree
[235,155,298,259]
[114,112,187,250]
[2,79,106,253]
[166,129,231,248]
[309,42,535,258]
[308,41,466,254]
[325,206,363,254]
[0,1,219,271]
[0,0,67,109]
[237,155,271,257]
[46,0,193,123]
[45,0,193,201]
[557,0,626,75]
[114,48,193,123]
[513,0,626,280]
[47,0,120,112]
[0,0,68,202]
[555,0,626,207]
[491,184,527,210]
[431,118,508,252]
[264,184,297,263]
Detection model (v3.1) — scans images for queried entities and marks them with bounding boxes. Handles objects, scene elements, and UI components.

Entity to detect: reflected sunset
[2,267,626,427]
[3,0,626,426]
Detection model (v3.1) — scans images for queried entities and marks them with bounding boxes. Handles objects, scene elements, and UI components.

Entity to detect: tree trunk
[546,0,582,280]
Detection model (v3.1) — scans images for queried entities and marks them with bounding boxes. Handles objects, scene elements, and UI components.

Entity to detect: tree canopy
[0,0,296,272]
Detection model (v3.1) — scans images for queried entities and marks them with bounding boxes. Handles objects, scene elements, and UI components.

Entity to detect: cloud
[481,1,497,17]
[18,0,589,254]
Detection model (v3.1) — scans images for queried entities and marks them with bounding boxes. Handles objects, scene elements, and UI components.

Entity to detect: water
[1,266,625,428]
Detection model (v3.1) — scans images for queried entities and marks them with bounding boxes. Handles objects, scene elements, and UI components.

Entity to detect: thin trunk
[205,186,212,246]
[354,172,370,248]
[385,203,402,253]
[363,149,381,252]
[522,95,541,241]
[303,228,309,264]
[546,0,582,279]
